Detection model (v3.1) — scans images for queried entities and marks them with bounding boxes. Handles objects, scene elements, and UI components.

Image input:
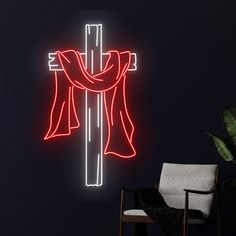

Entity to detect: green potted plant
[207,107,236,191]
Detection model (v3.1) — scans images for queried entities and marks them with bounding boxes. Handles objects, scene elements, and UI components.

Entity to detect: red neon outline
[58,50,126,93]
[103,76,136,158]
[45,50,136,158]
[103,92,112,155]
[110,86,117,126]
[45,101,67,139]
[122,75,135,143]
[119,110,136,157]
[44,72,80,140]
[70,86,80,129]
[68,86,71,129]
[58,51,71,63]
[44,71,60,140]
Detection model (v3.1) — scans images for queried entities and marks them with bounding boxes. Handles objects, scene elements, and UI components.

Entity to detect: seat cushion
[124,208,202,218]
[124,209,147,216]
[158,163,217,217]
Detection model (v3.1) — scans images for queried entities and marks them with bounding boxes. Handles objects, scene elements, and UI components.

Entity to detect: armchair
[119,163,221,236]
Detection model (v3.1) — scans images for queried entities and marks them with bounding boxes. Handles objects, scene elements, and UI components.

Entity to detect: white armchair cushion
[124,209,147,216]
[158,163,217,217]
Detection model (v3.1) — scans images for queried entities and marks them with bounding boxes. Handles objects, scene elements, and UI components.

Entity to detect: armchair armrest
[183,189,215,195]
[120,187,138,217]
[183,187,216,234]
[120,184,159,216]
[183,188,215,222]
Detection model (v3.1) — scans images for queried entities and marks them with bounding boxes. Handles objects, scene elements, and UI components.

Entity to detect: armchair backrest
[158,163,218,217]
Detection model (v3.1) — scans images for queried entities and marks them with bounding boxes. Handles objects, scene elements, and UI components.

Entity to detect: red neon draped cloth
[44,50,136,158]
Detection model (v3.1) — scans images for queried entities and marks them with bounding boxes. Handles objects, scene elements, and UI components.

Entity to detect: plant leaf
[232,136,236,146]
[207,133,234,161]
[222,108,236,136]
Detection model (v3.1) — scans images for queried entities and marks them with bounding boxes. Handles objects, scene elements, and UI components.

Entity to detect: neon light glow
[45,24,137,187]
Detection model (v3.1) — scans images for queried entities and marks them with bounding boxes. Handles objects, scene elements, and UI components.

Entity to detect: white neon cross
[48,24,137,187]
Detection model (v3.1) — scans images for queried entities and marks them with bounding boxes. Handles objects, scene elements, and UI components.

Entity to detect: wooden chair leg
[119,221,124,236]
[216,190,221,236]
[183,217,188,236]
[217,205,221,236]
[183,191,189,236]
[119,189,125,236]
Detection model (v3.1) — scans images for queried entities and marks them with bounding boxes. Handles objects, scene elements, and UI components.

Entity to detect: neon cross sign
[44,24,137,187]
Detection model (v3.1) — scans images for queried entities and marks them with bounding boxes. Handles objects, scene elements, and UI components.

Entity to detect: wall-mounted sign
[44,24,137,187]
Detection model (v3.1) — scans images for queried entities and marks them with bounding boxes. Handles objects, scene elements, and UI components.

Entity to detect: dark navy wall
[1,5,236,236]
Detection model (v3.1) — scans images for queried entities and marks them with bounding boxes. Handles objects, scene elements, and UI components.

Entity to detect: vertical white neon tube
[99,24,103,186]
[85,24,88,186]
[96,154,100,186]
[100,24,103,71]
[100,92,103,186]
[85,90,88,186]
[85,24,88,69]
[88,108,91,142]
[85,24,103,187]
[91,50,94,75]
